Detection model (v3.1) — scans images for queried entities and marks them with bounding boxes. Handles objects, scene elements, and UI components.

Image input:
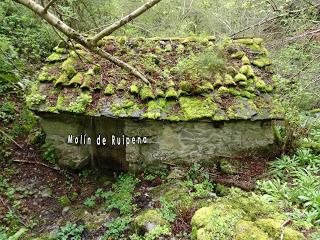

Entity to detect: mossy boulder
[191,189,304,240]
[134,209,169,234]
[256,218,304,240]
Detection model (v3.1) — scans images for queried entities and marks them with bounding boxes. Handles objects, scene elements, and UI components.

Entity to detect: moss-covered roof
[27,36,283,121]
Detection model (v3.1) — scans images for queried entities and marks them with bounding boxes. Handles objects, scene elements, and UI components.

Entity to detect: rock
[134,209,169,234]
[256,218,304,240]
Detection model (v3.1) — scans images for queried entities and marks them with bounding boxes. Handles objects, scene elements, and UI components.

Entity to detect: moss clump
[38,65,59,82]
[54,72,69,86]
[165,44,172,52]
[195,81,214,93]
[191,203,243,240]
[252,57,272,68]
[61,57,77,77]
[46,52,67,62]
[111,99,139,117]
[179,96,217,120]
[241,56,250,65]
[26,83,46,108]
[155,88,165,97]
[180,81,193,93]
[134,209,169,233]
[58,195,71,207]
[235,220,269,240]
[68,72,83,86]
[231,51,245,59]
[142,98,167,120]
[80,74,94,90]
[130,84,139,94]
[67,93,92,113]
[165,87,179,99]
[225,74,236,86]
[235,73,247,82]
[239,65,255,78]
[53,46,67,54]
[256,218,304,240]
[140,85,155,100]
[255,78,266,90]
[116,79,127,91]
[104,84,114,95]
[55,94,65,111]
[213,73,224,87]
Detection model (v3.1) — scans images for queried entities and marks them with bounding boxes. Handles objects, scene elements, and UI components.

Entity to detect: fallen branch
[12,159,61,171]
[286,28,320,42]
[0,129,23,150]
[13,0,157,85]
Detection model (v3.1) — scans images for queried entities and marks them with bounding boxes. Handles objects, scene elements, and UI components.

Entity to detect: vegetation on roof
[27,36,283,121]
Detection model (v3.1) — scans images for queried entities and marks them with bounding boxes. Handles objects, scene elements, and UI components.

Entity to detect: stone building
[27,36,283,171]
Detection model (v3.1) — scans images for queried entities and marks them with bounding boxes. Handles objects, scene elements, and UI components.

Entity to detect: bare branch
[42,0,58,13]
[90,0,162,45]
[13,0,151,85]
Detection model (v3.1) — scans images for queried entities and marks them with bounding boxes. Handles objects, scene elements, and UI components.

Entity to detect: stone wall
[38,112,276,171]
[124,119,276,171]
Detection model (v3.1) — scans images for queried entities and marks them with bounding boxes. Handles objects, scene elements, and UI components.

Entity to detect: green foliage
[103,216,132,239]
[159,197,177,223]
[42,143,58,164]
[174,51,226,79]
[56,222,84,240]
[130,225,171,240]
[257,143,320,224]
[0,0,58,62]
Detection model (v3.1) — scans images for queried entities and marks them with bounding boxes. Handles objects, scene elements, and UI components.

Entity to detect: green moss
[134,209,169,231]
[256,218,304,240]
[25,83,46,108]
[38,65,59,82]
[165,44,172,52]
[180,81,193,92]
[176,44,185,53]
[239,65,255,78]
[220,159,237,175]
[235,73,247,82]
[155,88,165,97]
[142,98,167,120]
[231,51,245,59]
[225,74,236,86]
[54,72,69,86]
[213,73,224,87]
[191,203,243,240]
[235,220,269,240]
[252,57,272,68]
[130,84,139,94]
[140,85,155,100]
[255,77,266,90]
[80,74,93,90]
[53,46,67,54]
[111,99,140,117]
[165,87,179,99]
[55,94,65,111]
[104,84,115,95]
[240,90,255,99]
[67,93,92,113]
[234,38,254,45]
[241,56,250,65]
[179,96,217,120]
[116,79,127,91]
[58,195,71,207]
[195,81,214,93]
[68,72,83,86]
[46,52,67,62]
[61,57,77,77]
